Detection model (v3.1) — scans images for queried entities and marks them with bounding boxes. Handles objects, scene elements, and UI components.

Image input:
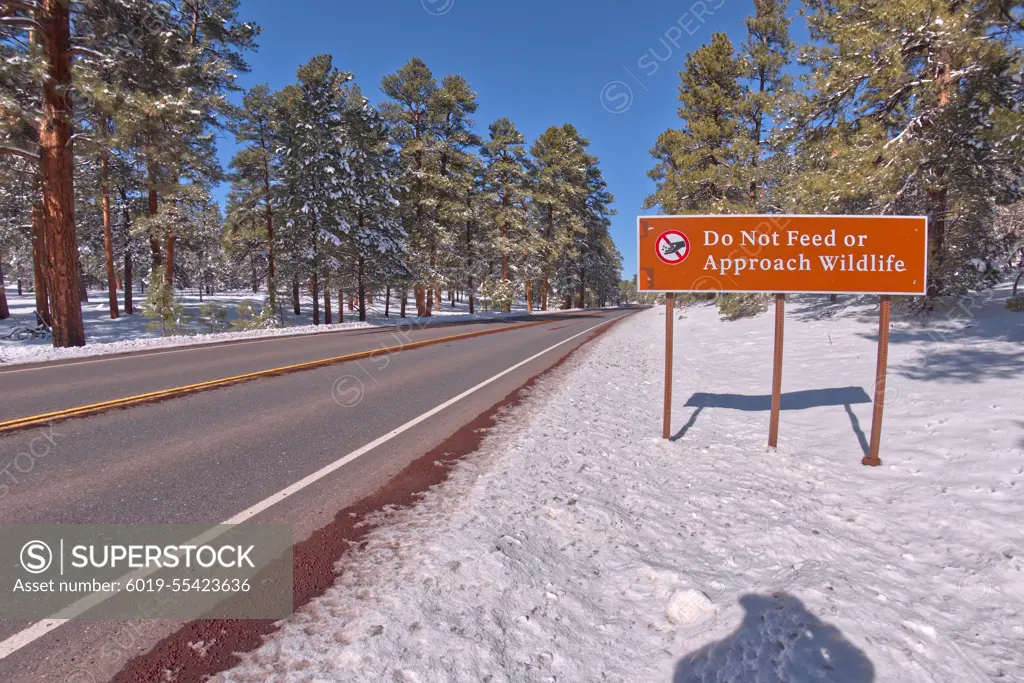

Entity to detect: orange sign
[638,215,928,295]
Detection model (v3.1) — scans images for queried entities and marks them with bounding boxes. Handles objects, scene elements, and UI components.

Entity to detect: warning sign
[656,230,690,265]
[639,215,928,295]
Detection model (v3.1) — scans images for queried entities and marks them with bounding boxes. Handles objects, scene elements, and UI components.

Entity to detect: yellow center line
[0,311,611,435]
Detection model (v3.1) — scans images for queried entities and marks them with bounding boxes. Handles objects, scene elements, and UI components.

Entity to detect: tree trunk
[324,286,332,325]
[292,275,300,315]
[358,255,367,322]
[259,122,277,313]
[525,279,532,313]
[164,229,175,286]
[927,51,952,298]
[337,289,343,324]
[147,165,161,270]
[401,289,407,318]
[122,193,134,315]
[385,284,391,318]
[465,188,475,315]
[99,132,119,319]
[0,260,9,320]
[78,266,88,302]
[122,222,133,315]
[18,279,23,296]
[39,0,84,347]
[311,274,320,325]
[501,235,509,283]
[414,285,426,317]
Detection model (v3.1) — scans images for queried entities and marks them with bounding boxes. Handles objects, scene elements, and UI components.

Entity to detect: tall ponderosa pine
[646,33,745,214]
[228,85,280,312]
[380,57,439,317]
[276,55,352,326]
[429,73,479,312]
[0,0,86,345]
[529,124,593,310]
[481,117,533,312]
[341,84,406,321]
[739,0,792,211]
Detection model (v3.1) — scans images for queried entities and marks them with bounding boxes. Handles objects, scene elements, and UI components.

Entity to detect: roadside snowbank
[221,289,1023,683]
[0,287,573,366]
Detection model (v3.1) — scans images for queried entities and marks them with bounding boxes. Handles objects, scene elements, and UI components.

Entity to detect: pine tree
[572,147,617,308]
[738,0,793,211]
[228,84,280,312]
[162,0,257,286]
[429,73,479,312]
[457,155,486,313]
[481,117,533,312]
[0,0,87,346]
[380,57,439,317]
[530,124,590,310]
[794,0,1024,297]
[141,265,184,336]
[646,33,746,214]
[276,55,353,326]
[341,84,406,321]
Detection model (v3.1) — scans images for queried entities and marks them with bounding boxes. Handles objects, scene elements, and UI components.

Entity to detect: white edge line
[0,313,621,662]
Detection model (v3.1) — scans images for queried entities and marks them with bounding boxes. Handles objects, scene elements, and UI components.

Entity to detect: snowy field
[219,284,1023,683]
[0,286,553,366]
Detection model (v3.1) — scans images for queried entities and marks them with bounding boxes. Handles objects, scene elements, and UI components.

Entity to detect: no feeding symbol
[656,230,690,265]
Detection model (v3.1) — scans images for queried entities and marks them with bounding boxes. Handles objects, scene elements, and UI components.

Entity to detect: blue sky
[216,0,808,278]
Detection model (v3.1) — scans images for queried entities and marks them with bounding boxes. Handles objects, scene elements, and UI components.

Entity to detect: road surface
[0,307,635,682]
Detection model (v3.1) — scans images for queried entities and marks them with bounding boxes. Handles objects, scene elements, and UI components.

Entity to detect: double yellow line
[0,313,607,435]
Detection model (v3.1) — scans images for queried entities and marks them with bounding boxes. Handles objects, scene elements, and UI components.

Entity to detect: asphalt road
[0,307,635,682]
[0,312,593,423]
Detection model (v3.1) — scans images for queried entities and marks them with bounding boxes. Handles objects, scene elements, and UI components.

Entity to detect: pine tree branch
[0,145,40,161]
[1,0,40,10]
[0,16,45,32]
[998,1,1024,33]
[69,45,107,60]
[0,0,39,18]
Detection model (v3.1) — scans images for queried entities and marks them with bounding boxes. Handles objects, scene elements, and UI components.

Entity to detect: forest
[0,0,623,347]
[3,0,1024,348]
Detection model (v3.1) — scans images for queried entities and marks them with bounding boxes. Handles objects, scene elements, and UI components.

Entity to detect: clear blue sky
[216,0,808,279]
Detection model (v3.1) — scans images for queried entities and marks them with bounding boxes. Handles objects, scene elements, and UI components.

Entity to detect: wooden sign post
[663,293,675,440]
[640,215,927,465]
[864,295,892,466]
[767,293,785,449]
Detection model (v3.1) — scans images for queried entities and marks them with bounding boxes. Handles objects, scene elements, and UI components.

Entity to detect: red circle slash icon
[656,230,690,265]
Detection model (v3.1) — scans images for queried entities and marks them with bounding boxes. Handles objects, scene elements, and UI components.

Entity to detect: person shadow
[674,593,875,682]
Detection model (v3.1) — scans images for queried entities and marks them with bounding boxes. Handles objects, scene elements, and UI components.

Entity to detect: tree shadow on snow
[674,593,875,683]
[674,387,872,455]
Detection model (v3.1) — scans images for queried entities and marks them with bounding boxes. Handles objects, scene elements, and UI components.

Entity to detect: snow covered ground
[0,286,555,366]
[218,284,1024,683]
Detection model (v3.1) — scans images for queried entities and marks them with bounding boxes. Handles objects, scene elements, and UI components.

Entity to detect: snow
[0,286,569,367]
[218,284,1024,682]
